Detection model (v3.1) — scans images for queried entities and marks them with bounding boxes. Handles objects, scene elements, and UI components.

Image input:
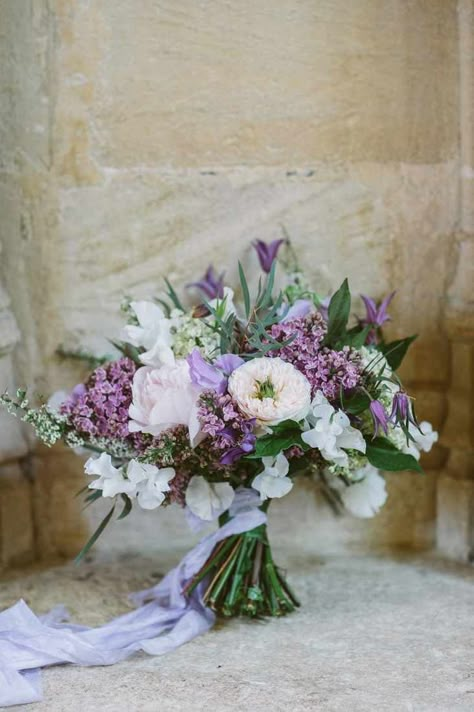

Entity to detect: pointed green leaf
[323,278,351,346]
[379,335,417,370]
[366,437,423,473]
[75,503,116,564]
[238,261,251,319]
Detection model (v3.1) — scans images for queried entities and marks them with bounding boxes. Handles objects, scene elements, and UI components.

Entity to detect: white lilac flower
[327,464,387,518]
[121,300,175,368]
[85,453,136,498]
[185,476,235,522]
[301,391,366,467]
[357,346,398,409]
[252,453,293,501]
[128,360,203,447]
[170,311,220,360]
[228,357,311,426]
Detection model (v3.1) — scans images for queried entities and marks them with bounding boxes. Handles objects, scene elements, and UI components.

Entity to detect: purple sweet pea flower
[280,299,313,323]
[360,291,396,344]
[188,265,225,299]
[187,349,227,393]
[253,239,284,273]
[187,349,244,395]
[369,399,389,437]
[214,353,244,376]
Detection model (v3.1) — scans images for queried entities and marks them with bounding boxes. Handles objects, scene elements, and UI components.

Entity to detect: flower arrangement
[1,239,437,621]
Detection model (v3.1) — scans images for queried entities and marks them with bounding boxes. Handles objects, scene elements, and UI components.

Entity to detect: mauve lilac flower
[280,299,313,323]
[369,399,389,437]
[253,239,284,273]
[360,292,396,344]
[268,314,361,401]
[60,357,143,446]
[198,391,256,463]
[188,265,225,299]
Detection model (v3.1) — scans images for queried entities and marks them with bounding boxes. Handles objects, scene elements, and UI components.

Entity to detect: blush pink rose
[128,360,202,446]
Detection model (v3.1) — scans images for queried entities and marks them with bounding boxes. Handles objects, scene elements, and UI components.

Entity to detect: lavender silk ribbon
[0,506,266,707]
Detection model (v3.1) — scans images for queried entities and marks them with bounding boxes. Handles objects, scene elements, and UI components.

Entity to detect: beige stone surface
[1,542,474,711]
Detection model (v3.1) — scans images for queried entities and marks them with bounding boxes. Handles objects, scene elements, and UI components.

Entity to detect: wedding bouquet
[1,239,437,620]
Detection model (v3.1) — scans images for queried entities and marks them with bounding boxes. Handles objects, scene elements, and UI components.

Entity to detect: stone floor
[2,541,474,712]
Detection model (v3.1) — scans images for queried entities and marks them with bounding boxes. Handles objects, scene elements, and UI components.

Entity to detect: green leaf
[379,335,417,371]
[118,494,133,520]
[75,503,116,564]
[238,261,251,319]
[164,278,184,312]
[341,324,371,349]
[366,437,423,473]
[251,421,306,458]
[323,278,351,346]
[343,391,371,415]
[257,259,277,311]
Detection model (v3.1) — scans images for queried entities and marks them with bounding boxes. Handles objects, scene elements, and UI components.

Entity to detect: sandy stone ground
[2,525,474,712]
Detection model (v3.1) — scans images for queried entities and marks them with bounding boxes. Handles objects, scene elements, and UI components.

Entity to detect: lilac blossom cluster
[197,391,256,465]
[61,358,142,446]
[268,314,361,401]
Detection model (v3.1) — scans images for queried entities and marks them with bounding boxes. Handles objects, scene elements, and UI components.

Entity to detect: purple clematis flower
[369,399,389,437]
[253,239,284,273]
[219,424,256,465]
[360,291,396,344]
[188,265,225,299]
[390,391,416,426]
[187,349,244,395]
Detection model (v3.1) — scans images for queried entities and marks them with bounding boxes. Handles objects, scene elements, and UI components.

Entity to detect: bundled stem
[184,516,299,618]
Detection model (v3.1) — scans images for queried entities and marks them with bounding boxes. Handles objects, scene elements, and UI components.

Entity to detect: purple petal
[186,349,226,392]
[187,265,225,299]
[360,295,378,324]
[369,399,389,437]
[252,239,284,273]
[280,299,313,323]
[375,291,396,325]
[214,354,244,376]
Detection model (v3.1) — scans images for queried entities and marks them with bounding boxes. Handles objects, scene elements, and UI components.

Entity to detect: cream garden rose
[227,357,311,426]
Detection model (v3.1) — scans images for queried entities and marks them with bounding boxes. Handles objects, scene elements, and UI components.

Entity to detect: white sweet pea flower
[402,421,438,460]
[327,464,387,518]
[132,463,176,510]
[301,391,366,467]
[85,453,136,498]
[252,453,293,501]
[185,476,234,522]
[121,300,175,368]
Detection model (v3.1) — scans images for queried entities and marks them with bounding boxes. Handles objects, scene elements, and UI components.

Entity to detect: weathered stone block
[32,446,89,561]
[437,475,474,561]
[0,463,34,570]
[53,0,458,172]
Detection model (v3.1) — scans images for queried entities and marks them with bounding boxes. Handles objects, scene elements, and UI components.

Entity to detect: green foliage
[322,278,351,347]
[379,335,417,371]
[249,420,306,459]
[365,437,423,473]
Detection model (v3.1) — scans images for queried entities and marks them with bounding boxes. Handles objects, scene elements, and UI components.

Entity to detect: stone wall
[0,0,466,566]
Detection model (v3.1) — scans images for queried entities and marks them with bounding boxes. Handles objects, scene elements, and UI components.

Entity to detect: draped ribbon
[0,501,266,707]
